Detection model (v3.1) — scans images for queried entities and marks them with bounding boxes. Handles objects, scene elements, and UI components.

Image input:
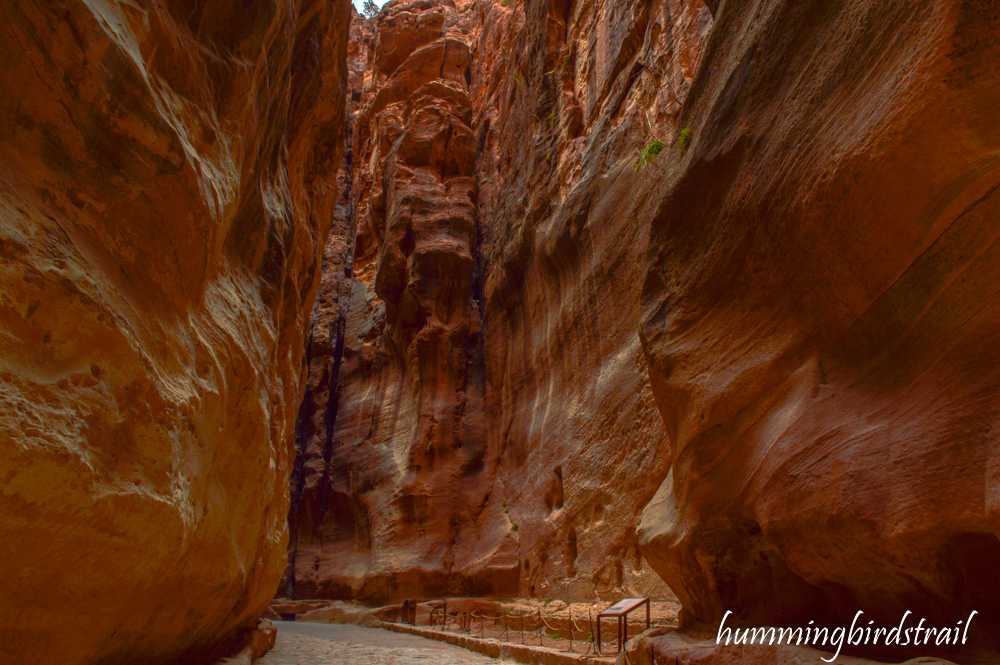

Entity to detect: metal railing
[426,603,626,657]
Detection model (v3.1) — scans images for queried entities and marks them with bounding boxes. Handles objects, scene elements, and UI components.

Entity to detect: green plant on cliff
[515,71,524,86]
[362,0,379,19]
[559,53,571,75]
[543,596,554,607]
[510,523,519,532]
[546,631,560,640]
[677,126,693,154]
[634,139,665,169]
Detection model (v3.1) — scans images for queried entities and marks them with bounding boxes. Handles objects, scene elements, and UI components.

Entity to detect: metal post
[569,611,573,652]
[591,608,597,655]
[646,599,650,631]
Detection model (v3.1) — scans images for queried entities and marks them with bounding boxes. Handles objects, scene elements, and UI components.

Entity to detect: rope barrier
[409,599,669,658]
[409,602,632,656]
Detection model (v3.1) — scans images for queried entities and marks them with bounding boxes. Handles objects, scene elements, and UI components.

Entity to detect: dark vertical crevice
[567,528,578,578]
[313,315,347,535]
[284,37,362,595]
[285,323,315,599]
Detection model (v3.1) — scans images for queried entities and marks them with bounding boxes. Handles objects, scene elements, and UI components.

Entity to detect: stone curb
[381,622,617,665]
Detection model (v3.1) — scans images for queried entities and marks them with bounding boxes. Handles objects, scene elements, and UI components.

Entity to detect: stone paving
[257,622,512,665]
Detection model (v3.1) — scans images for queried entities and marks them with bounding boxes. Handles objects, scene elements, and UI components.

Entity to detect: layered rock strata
[287,0,508,602]
[291,0,1000,660]
[0,0,349,663]
[288,0,710,604]
[636,0,1000,660]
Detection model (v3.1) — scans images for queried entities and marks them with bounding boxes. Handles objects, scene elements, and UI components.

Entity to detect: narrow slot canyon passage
[3,0,1000,664]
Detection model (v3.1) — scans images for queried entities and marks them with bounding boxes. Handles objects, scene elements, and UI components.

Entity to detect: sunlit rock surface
[0,0,349,662]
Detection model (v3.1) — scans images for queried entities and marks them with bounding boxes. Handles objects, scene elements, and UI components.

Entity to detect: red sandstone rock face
[283,7,373,601]
[636,0,1000,659]
[292,0,1000,658]
[0,1,348,663]
[287,0,511,602]
[472,0,710,603]
[288,0,710,604]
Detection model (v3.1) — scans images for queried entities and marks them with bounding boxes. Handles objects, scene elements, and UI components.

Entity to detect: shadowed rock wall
[284,6,374,602]
[0,1,349,663]
[290,1,1000,659]
[287,0,510,602]
[636,0,1000,659]
[288,0,710,604]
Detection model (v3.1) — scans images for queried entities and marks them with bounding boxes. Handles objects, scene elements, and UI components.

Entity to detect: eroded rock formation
[287,0,510,602]
[287,0,709,604]
[473,0,709,604]
[0,1,349,663]
[284,5,374,602]
[289,0,1000,661]
[636,0,1000,659]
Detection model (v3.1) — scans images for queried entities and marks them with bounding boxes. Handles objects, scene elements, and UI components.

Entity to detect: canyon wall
[0,1,349,663]
[472,0,709,602]
[636,0,1000,659]
[288,0,509,602]
[284,6,373,602]
[291,0,1000,659]
[287,0,710,604]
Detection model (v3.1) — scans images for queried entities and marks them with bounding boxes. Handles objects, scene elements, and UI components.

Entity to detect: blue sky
[351,0,390,13]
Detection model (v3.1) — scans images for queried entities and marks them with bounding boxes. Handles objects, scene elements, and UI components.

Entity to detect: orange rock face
[288,0,507,602]
[0,1,349,663]
[471,0,710,604]
[287,0,710,604]
[291,0,1000,660]
[636,0,1000,659]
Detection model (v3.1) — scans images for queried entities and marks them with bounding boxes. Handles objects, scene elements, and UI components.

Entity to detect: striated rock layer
[287,0,710,604]
[288,0,505,602]
[471,0,708,603]
[0,0,349,663]
[293,0,1000,660]
[637,0,1000,660]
